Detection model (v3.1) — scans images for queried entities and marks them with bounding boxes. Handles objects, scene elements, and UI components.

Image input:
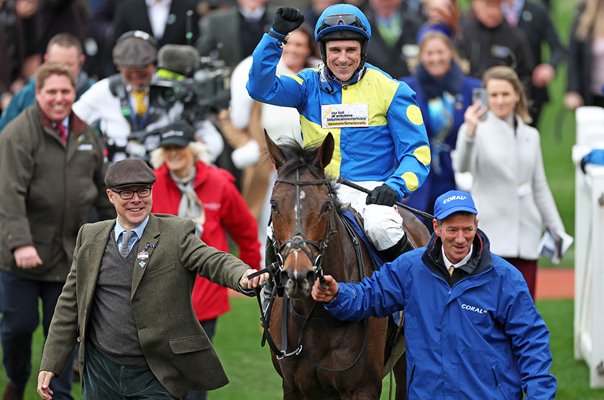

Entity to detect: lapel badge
[137,251,149,268]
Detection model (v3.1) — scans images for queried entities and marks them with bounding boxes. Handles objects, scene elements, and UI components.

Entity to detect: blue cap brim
[435,205,478,220]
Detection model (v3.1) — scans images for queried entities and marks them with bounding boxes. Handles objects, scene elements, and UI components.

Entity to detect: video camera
[149,57,231,125]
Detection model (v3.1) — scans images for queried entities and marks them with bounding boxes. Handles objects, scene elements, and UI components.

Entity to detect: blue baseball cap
[434,190,478,220]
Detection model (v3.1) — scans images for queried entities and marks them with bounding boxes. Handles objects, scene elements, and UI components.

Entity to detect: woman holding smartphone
[400,31,481,218]
[454,66,566,299]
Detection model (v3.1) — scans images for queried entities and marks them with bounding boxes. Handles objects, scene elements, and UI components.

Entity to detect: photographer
[72,30,160,162]
[73,31,227,163]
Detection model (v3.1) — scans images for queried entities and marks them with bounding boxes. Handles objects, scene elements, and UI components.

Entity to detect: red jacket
[152,161,261,321]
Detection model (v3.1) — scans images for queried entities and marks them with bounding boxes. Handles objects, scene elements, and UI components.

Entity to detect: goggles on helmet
[318,14,368,35]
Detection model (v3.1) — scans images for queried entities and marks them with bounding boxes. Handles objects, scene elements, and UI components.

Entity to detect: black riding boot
[378,235,412,262]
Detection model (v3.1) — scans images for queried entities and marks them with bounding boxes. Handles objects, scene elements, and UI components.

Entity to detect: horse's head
[266,132,339,299]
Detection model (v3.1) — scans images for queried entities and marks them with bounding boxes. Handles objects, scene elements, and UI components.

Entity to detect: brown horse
[263,132,430,400]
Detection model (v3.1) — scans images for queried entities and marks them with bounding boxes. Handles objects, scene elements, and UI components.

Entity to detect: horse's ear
[265,130,286,169]
[318,132,335,170]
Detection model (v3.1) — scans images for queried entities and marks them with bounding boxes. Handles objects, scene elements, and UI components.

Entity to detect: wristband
[268,28,288,44]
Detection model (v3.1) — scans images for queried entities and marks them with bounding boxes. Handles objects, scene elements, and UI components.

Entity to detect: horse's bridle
[263,168,371,373]
[271,168,338,283]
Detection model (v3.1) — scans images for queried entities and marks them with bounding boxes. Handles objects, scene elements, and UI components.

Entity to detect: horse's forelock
[278,141,324,179]
[274,139,342,212]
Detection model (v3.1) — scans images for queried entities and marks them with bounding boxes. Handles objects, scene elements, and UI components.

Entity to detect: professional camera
[124,45,231,161]
[149,56,231,125]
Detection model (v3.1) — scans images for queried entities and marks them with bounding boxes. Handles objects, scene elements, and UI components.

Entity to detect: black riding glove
[273,7,305,36]
[366,184,398,206]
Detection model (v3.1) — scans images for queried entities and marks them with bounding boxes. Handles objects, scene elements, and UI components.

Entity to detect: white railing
[573,106,604,388]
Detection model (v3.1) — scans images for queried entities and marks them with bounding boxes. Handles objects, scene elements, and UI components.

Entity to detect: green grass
[4,297,603,399]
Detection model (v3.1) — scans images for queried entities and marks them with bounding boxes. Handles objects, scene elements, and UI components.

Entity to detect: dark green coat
[40,214,252,397]
[0,104,114,281]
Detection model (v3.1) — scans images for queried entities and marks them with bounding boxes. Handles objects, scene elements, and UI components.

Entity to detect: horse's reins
[260,168,372,372]
[245,175,434,282]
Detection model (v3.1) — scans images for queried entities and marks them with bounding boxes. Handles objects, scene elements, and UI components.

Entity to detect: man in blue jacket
[247,4,430,260]
[312,190,557,399]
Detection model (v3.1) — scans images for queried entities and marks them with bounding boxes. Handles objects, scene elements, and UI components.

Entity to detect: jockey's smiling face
[325,40,362,82]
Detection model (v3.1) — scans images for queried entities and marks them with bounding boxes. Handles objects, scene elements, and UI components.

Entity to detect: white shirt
[442,244,473,271]
[114,215,149,253]
[146,0,171,40]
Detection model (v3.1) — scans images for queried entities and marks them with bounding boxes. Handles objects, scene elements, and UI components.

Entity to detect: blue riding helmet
[314,4,371,42]
[315,4,372,77]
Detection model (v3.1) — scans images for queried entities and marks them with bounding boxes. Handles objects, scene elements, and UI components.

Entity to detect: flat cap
[113,30,158,68]
[105,159,156,189]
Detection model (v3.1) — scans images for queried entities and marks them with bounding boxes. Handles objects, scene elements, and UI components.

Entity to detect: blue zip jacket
[246,34,430,199]
[325,230,556,399]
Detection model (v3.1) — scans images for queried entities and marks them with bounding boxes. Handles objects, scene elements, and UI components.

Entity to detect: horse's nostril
[306,270,316,283]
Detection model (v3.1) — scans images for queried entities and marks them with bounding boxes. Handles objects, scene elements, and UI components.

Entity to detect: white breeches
[337,181,404,251]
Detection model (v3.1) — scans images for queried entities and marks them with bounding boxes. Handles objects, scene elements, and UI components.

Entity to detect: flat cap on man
[113,30,158,68]
[105,159,156,189]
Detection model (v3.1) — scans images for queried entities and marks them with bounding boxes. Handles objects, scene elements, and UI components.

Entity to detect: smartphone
[472,88,488,121]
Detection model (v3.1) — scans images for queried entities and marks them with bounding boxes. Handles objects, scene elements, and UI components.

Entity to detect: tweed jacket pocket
[149,262,176,277]
[169,334,212,354]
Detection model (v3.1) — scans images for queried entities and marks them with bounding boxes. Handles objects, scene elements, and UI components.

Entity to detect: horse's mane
[275,138,343,211]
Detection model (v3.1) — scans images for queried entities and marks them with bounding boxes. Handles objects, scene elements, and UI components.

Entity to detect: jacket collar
[422,229,493,278]
[319,63,367,94]
[415,60,465,99]
[36,103,89,138]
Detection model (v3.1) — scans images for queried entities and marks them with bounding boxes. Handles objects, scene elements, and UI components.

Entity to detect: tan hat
[112,31,158,68]
[105,159,156,189]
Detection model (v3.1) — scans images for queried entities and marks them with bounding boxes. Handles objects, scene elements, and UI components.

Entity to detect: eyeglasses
[319,14,368,33]
[111,187,151,200]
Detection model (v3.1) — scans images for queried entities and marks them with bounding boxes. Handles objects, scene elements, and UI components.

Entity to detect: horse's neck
[323,212,372,284]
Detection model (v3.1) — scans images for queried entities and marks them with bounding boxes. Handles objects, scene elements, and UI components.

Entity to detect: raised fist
[273,7,305,36]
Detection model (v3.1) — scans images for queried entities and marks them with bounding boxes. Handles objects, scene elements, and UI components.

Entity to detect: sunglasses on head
[320,14,368,32]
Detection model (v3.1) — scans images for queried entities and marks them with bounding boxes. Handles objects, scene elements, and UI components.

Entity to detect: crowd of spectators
[0,0,591,398]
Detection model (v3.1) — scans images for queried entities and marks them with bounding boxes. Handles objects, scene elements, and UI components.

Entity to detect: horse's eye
[270,200,279,214]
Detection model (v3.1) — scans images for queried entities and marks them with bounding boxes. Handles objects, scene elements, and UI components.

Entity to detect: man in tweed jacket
[37,159,267,400]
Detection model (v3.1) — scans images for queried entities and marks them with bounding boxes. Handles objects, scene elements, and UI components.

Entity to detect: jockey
[247,4,430,261]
